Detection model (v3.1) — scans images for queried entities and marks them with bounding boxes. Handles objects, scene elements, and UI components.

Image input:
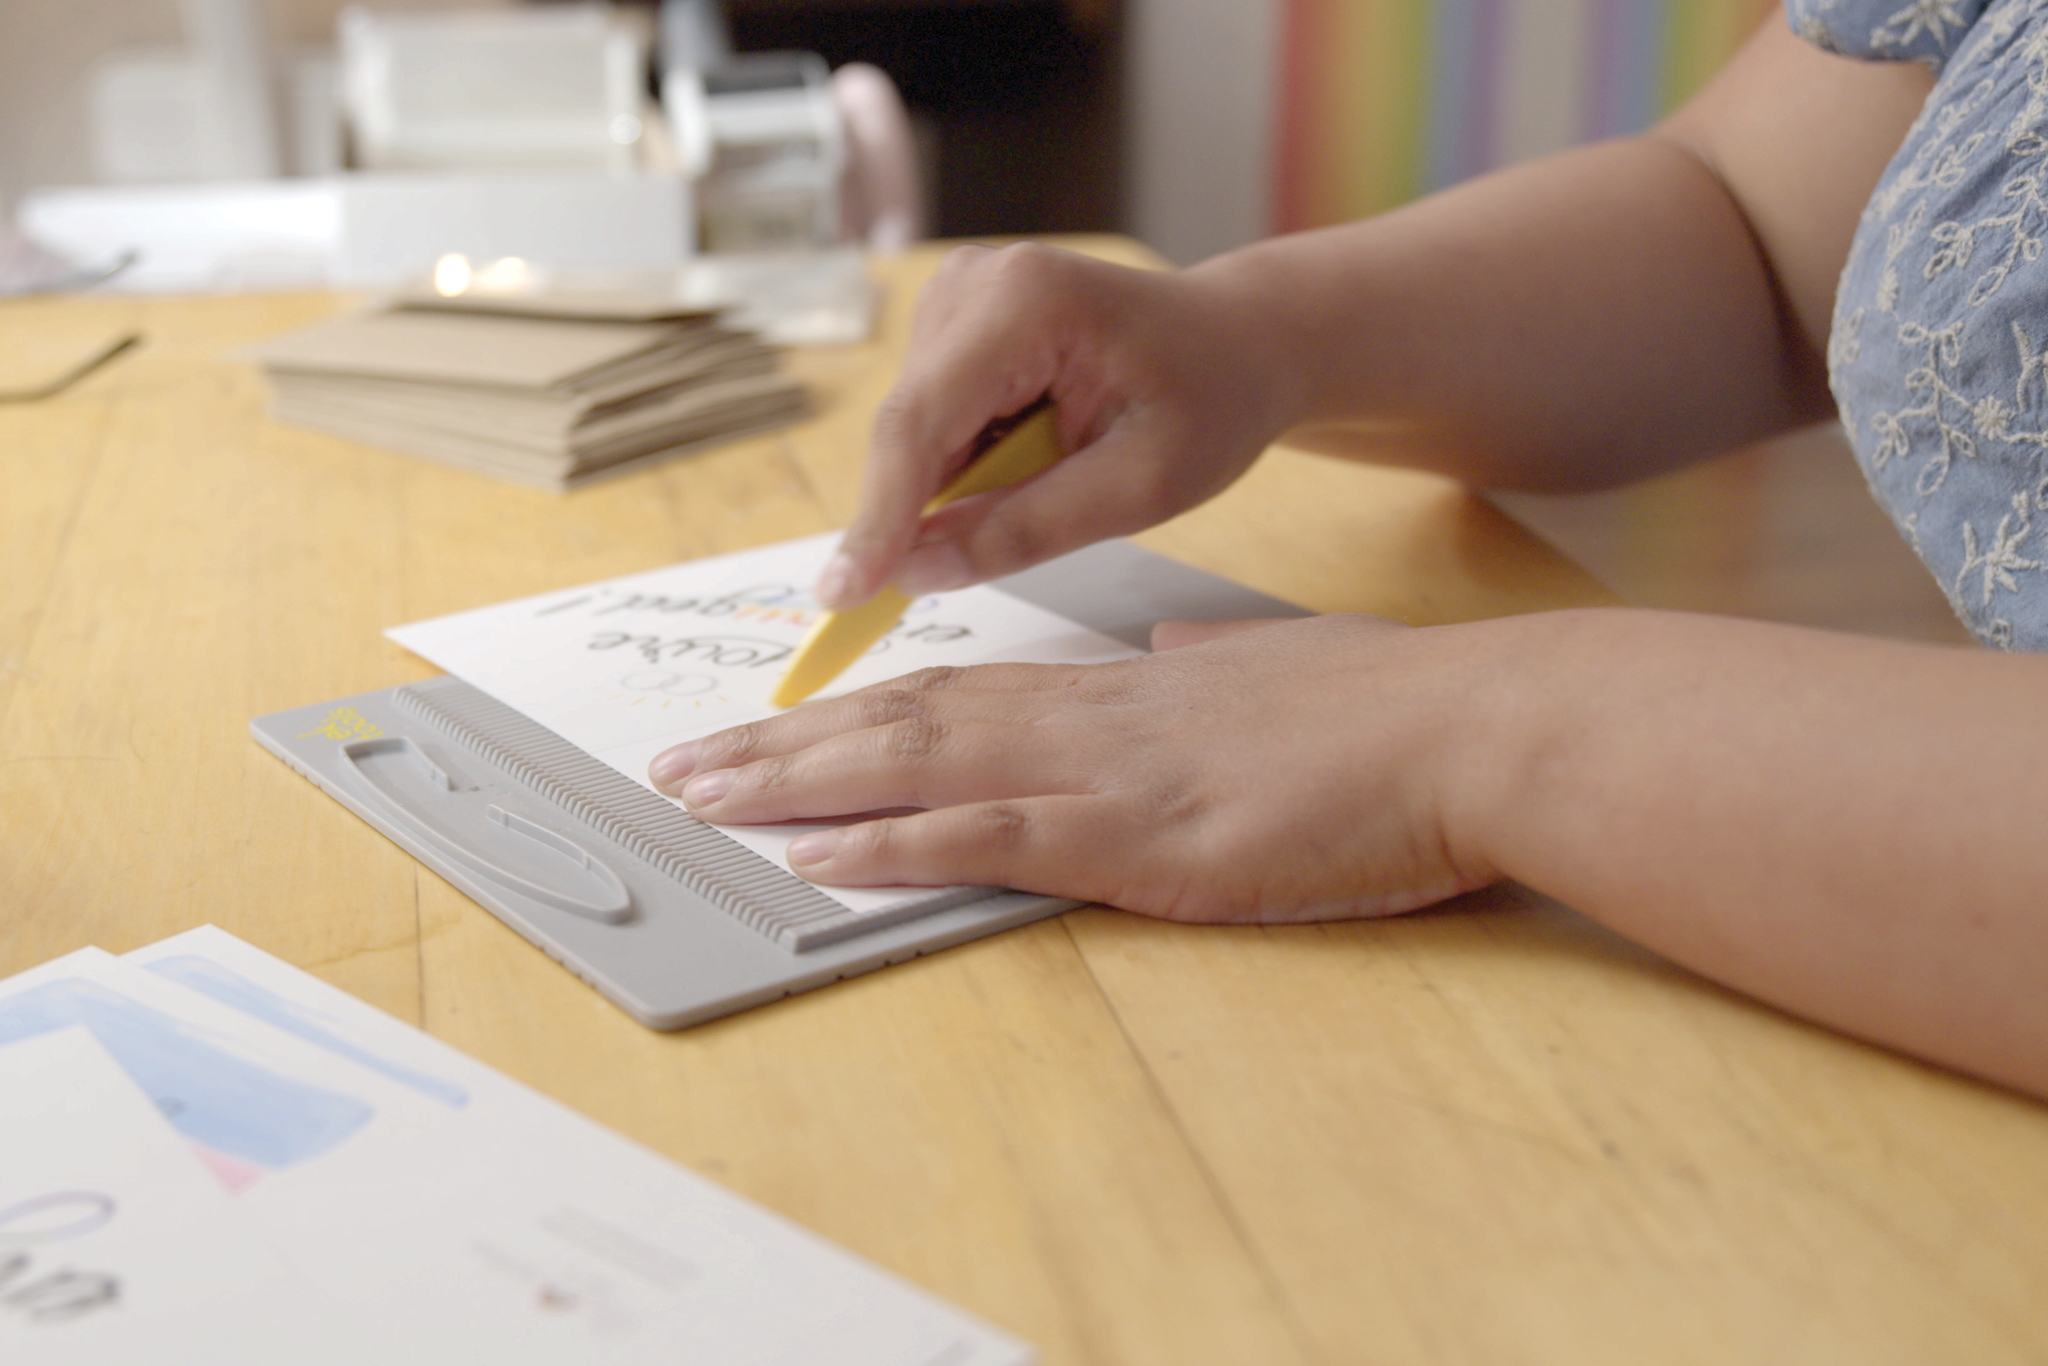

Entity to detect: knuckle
[859,688,930,727]
[987,241,1059,291]
[883,716,949,764]
[1143,778,1203,828]
[703,722,765,766]
[916,254,987,322]
[900,665,969,694]
[869,390,923,451]
[937,243,995,279]
[1127,450,1186,522]
[968,802,1033,852]
[985,515,1052,573]
[838,815,894,862]
[1075,669,1143,706]
[738,752,798,796]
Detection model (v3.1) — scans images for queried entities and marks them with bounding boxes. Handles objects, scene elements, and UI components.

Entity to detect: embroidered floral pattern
[1787,0,2048,647]
[1876,0,1974,53]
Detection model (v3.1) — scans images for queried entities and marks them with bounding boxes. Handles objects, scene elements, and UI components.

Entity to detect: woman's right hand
[812,242,1306,610]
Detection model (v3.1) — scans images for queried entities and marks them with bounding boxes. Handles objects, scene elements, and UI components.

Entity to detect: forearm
[1188,136,1826,491]
[1183,14,1930,492]
[1456,610,2048,1095]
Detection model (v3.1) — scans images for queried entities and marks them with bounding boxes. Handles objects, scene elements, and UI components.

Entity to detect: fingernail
[896,544,970,598]
[787,830,841,866]
[815,553,857,610]
[681,769,734,806]
[648,743,699,790]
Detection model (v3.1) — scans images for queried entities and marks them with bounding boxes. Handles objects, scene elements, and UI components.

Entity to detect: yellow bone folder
[771,400,1066,707]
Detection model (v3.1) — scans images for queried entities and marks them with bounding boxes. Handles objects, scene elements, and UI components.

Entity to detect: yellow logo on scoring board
[296,707,383,741]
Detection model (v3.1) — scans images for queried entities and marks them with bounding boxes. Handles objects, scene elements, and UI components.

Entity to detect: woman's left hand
[647,615,1506,923]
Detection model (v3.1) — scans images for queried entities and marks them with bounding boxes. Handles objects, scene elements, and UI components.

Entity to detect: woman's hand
[648,615,1505,922]
[815,243,1306,611]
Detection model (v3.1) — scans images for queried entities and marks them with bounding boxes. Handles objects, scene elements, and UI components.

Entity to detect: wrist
[1181,241,1332,436]
[1431,609,1614,893]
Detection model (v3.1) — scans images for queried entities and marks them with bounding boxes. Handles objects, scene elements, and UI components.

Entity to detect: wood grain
[3,240,2043,1364]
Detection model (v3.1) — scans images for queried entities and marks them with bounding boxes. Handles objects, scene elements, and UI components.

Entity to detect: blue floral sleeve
[1787,0,1995,70]
[1795,0,2048,648]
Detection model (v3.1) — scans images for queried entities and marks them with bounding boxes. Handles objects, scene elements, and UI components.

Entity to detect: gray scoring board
[251,540,1306,1029]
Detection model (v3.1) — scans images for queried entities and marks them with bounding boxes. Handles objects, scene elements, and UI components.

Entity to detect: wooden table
[5,238,2046,1364]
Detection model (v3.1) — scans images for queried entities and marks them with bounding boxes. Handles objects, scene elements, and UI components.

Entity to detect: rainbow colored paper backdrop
[1277,0,1777,230]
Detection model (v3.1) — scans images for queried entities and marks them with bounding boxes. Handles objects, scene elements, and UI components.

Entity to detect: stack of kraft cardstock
[252,296,806,490]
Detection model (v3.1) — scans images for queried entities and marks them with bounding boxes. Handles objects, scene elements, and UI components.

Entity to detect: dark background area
[726,0,1124,238]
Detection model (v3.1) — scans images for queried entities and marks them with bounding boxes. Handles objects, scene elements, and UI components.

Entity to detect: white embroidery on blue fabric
[1870,320,1977,491]
[1925,168,2048,304]
[1877,0,1973,52]
[1789,0,2048,647]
